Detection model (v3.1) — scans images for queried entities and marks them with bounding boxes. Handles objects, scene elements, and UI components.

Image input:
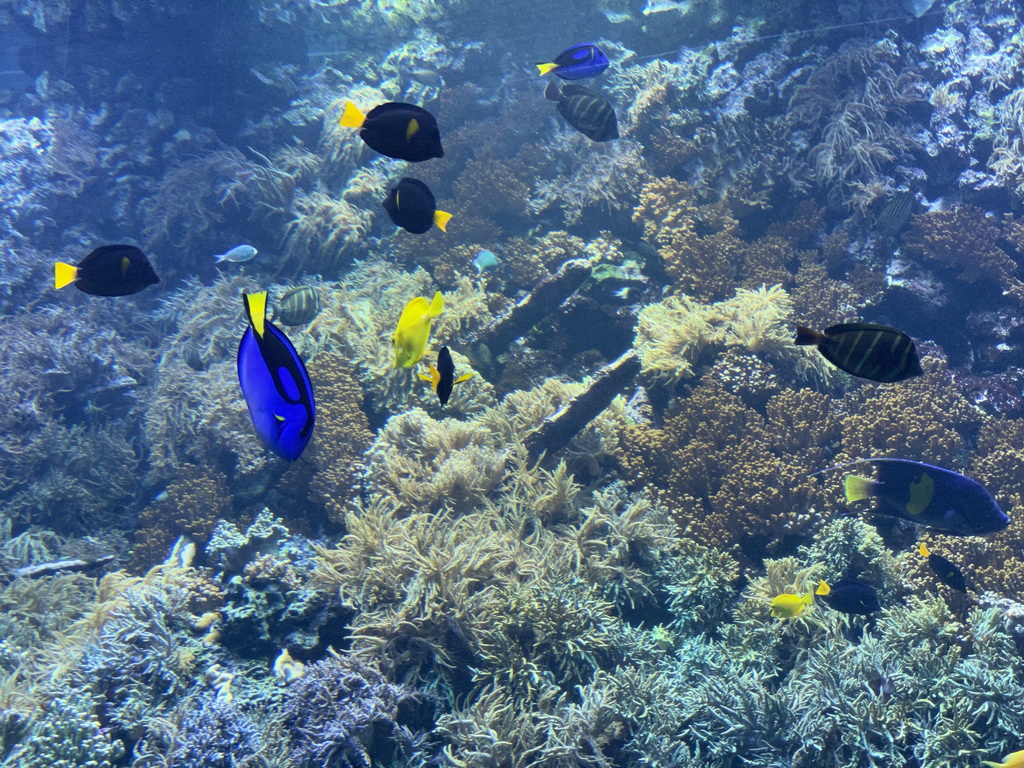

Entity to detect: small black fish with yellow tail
[795,322,922,383]
[815,579,881,615]
[339,101,443,162]
[419,346,473,406]
[918,542,968,592]
[383,178,452,234]
[54,244,159,297]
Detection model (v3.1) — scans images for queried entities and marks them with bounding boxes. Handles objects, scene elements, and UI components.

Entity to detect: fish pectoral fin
[339,101,366,128]
[274,414,285,422]
[434,210,453,232]
[405,117,419,142]
[54,262,78,289]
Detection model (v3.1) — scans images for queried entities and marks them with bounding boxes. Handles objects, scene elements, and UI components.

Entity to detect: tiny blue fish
[814,458,1010,536]
[536,43,609,81]
[214,245,258,263]
[237,292,315,461]
[473,249,500,274]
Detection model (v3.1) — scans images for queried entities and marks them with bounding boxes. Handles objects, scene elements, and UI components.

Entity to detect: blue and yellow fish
[814,458,1010,536]
[536,43,610,80]
[392,291,444,369]
[237,292,315,461]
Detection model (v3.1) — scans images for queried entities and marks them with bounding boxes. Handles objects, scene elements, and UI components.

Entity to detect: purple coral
[283,652,431,767]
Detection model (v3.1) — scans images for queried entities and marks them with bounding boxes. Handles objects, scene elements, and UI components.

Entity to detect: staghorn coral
[283,650,428,767]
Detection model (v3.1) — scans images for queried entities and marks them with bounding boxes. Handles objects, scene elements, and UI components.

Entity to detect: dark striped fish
[877,191,914,236]
[544,81,618,142]
[794,322,923,382]
[275,286,322,326]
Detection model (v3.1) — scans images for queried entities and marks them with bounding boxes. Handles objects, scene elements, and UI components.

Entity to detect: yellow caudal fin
[844,474,874,503]
[918,542,931,558]
[243,291,268,337]
[339,101,365,128]
[426,291,444,319]
[536,62,558,75]
[815,580,830,596]
[434,210,452,232]
[454,372,474,385]
[54,262,77,289]
[802,592,814,606]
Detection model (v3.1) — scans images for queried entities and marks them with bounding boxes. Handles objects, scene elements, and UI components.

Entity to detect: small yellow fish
[770,592,813,619]
[392,291,444,369]
[984,750,1024,768]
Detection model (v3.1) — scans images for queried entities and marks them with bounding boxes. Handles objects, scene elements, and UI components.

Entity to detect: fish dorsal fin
[339,101,365,128]
[406,118,419,142]
[243,291,269,338]
[434,210,452,232]
[54,262,77,290]
[426,291,444,318]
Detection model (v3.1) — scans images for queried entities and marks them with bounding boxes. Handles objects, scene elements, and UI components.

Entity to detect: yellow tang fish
[770,592,813,619]
[984,751,1024,768]
[392,291,444,369]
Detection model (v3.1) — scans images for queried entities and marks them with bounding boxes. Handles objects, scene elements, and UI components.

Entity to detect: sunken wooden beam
[474,258,591,352]
[526,350,640,458]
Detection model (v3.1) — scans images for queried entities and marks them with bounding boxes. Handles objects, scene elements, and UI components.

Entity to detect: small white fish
[213,245,258,263]
[473,249,500,274]
[614,287,632,299]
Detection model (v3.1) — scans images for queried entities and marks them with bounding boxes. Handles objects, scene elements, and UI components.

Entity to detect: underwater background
[2,0,1024,765]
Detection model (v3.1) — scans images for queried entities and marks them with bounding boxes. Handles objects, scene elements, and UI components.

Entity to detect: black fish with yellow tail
[918,542,968,592]
[419,346,473,406]
[815,579,881,615]
[383,178,453,235]
[795,322,922,383]
[339,101,443,162]
[54,244,159,297]
[544,81,618,142]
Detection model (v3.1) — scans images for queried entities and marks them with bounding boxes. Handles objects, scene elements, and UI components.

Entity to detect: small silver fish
[902,0,937,17]
[213,245,258,263]
[409,68,442,86]
[614,287,632,299]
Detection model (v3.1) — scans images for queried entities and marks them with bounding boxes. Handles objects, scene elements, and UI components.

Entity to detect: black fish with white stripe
[794,322,923,383]
[544,81,618,142]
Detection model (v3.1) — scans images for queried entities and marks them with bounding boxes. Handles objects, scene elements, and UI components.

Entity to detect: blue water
[0,0,1023,765]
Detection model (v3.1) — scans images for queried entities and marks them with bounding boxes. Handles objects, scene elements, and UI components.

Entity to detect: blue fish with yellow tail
[813,458,1009,536]
[419,346,473,406]
[536,43,609,80]
[237,291,315,461]
[918,542,968,592]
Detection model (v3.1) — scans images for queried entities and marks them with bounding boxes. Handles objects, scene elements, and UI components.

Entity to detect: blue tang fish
[237,291,315,461]
[814,458,1009,536]
[536,43,609,80]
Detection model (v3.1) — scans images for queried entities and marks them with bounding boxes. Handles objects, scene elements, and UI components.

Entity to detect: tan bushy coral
[619,376,835,564]
[298,354,375,526]
[903,205,1024,302]
[131,465,231,572]
[501,231,587,290]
